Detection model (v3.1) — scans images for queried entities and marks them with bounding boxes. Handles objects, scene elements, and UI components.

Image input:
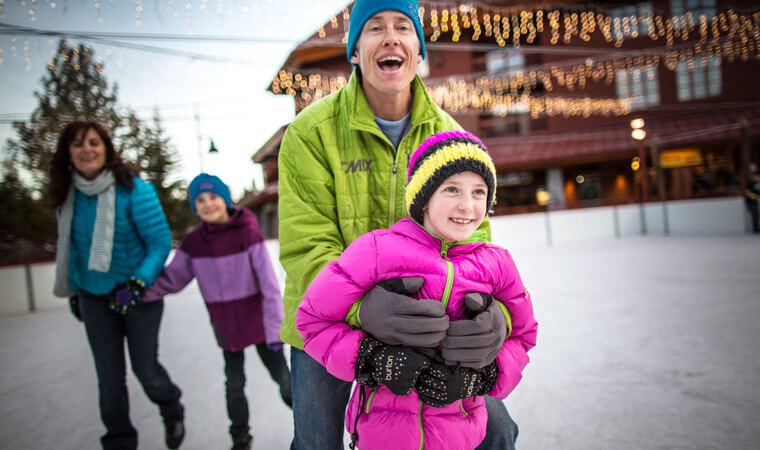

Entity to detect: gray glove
[359,276,449,348]
[441,293,507,369]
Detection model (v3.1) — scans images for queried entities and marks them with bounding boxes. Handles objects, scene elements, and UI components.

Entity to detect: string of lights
[316,2,760,51]
[269,68,631,118]
[5,1,760,119]
[2,0,293,25]
[422,33,756,97]
[270,30,754,117]
[6,1,760,51]
[270,1,760,117]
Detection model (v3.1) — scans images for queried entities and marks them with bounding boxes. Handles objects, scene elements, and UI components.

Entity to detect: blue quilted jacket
[69,174,172,295]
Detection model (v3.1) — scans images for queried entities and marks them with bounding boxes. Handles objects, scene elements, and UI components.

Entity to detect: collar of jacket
[200,206,250,235]
[390,217,488,257]
[346,70,442,135]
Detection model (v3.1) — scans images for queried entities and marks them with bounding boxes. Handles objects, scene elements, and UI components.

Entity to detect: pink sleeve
[296,232,379,381]
[486,250,538,399]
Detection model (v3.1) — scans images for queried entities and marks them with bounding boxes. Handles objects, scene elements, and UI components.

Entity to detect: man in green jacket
[278,0,519,448]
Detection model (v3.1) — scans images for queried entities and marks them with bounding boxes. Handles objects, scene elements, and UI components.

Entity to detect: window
[676,56,721,101]
[670,0,717,25]
[615,66,660,110]
[610,2,653,39]
[486,50,524,74]
[486,50,529,133]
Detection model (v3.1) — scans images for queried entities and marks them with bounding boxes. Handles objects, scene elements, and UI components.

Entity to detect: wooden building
[242,0,760,236]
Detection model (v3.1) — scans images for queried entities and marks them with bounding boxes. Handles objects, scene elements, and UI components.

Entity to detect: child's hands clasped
[355,336,431,396]
[441,292,507,369]
[359,277,450,348]
[416,361,499,407]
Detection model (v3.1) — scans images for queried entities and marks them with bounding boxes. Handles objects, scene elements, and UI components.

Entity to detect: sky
[0,0,351,199]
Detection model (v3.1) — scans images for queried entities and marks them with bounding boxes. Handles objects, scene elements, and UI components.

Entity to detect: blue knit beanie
[188,173,232,214]
[346,0,426,63]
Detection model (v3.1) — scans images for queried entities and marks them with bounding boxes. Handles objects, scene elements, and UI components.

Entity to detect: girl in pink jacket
[296,131,538,450]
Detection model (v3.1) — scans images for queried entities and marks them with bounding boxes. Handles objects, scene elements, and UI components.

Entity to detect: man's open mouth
[377,56,403,71]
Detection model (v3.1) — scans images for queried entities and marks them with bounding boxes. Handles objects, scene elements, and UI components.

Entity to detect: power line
[0,23,285,64]
[0,23,303,44]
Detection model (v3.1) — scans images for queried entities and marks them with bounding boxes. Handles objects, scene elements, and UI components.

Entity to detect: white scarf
[53,170,116,297]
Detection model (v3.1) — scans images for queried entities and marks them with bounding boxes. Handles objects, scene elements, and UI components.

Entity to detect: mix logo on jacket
[342,159,373,174]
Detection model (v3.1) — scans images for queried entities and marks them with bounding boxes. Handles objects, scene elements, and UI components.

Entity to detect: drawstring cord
[349,386,368,449]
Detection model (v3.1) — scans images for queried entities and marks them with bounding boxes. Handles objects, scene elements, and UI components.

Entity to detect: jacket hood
[200,206,258,235]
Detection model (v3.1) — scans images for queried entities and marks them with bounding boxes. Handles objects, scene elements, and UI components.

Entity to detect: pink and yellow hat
[405,130,497,224]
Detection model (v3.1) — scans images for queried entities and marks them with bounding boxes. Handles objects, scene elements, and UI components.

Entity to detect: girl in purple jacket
[296,131,538,450]
[145,174,291,450]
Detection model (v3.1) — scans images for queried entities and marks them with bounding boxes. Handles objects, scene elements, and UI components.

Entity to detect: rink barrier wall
[0,196,751,315]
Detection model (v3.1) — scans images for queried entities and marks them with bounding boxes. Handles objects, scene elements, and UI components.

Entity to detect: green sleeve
[495,299,513,339]
[344,300,362,328]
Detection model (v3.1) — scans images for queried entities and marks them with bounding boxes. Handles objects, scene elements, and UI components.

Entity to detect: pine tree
[6,40,121,193]
[118,110,197,239]
[2,38,196,260]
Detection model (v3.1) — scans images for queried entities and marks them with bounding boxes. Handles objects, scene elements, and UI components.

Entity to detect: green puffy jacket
[278,71,489,348]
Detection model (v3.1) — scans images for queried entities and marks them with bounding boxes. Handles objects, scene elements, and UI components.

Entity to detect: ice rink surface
[2,235,759,449]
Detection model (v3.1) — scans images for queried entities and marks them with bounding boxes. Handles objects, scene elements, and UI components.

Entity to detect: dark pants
[223,343,293,441]
[289,348,518,450]
[78,293,184,450]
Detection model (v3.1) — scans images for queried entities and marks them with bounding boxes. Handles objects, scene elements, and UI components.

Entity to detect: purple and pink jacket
[296,218,538,450]
[145,207,284,351]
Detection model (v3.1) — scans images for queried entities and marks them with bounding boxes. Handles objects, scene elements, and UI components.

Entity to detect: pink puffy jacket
[296,218,538,450]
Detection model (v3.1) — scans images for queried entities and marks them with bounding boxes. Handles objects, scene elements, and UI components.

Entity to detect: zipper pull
[392,158,397,174]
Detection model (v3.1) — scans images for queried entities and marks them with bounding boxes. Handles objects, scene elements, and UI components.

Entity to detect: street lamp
[631,118,647,203]
[194,107,220,172]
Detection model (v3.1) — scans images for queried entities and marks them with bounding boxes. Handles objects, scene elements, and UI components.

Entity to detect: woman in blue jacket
[49,121,185,450]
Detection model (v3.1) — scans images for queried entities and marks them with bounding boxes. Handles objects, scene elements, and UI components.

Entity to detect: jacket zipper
[365,388,377,414]
[417,400,425,450]
[389,131,413,227]
[389,156,397,227]
[417,241,456,449]
[403,150,410,213]
[440,241,455,309]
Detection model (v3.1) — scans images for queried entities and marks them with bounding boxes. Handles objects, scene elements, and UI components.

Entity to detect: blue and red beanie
[405,131,497,225]
[188,173,232,214]
[346,0,426,63]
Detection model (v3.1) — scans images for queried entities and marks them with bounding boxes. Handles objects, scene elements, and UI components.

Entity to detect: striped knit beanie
[406,130,497,224]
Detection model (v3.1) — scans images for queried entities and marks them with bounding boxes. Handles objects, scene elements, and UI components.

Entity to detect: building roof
[485,106,760,168]
[252,124,289,163]
[238,181,279,210]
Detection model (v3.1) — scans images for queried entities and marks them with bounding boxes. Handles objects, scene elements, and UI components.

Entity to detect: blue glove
[109,278,145,315]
